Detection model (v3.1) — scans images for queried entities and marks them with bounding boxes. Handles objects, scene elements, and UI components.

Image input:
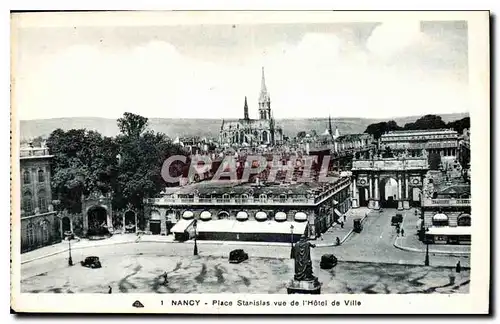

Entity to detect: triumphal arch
[351,151,429,210]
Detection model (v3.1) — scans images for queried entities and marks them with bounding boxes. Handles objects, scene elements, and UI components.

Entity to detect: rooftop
[162,177,343,197]
[382,129,458,137]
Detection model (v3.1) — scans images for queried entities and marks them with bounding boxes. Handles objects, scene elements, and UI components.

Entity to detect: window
[23,170,30,184]
[41,220,50,244]
[259,194,267,203]
[27,223,35,246]
[23,191,33,214]
[38,169,45,182]
[38,189,47,213]
[222,194,230,202]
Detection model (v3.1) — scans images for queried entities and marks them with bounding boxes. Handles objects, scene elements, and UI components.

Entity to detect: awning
[171,219,194,233]
[255,211,267,221]
[334,209,343,217]
[426,226,471,236]
[294,212,307,222]
[200,211,212,221]
[196,219,309,235]
[182,211,194,220]
[432,213,448,221]
[236,211,249,221]
[275,212,287,222]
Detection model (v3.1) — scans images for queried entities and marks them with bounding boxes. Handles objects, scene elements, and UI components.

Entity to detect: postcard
[10,10,490,314]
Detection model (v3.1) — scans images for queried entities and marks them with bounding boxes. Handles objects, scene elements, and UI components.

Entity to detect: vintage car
[353,218,363,233]
[320,254,338,269]
[391,213,404,226]
[80,256,102,269]
[229,249,249,264]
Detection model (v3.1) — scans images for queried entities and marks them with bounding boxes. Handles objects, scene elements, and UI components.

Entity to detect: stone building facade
[20,145,60,252]
[380,129,459,163]
[144,176,351,242]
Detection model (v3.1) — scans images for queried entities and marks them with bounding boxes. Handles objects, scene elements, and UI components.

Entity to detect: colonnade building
[380,129,459,163]
[144,176,351,242]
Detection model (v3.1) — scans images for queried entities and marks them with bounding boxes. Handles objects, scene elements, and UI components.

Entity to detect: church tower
[243,96,249,120]
[258,67,271,120]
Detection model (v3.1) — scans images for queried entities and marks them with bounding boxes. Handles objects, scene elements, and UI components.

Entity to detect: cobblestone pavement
[21,254,470,294]
[20,209,470,287]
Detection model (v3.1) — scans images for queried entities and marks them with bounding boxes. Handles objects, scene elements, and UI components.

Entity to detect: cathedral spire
[243,96,249,120]
[258,67,271,120]
[261,67,267,94]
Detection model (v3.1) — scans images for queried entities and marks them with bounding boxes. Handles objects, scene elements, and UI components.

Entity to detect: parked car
[320,254,338,269]
[353,218,363,233]
[391,213,403,226]
[64,231,75,240]
[80,256,102,269]
[229,249,249,264]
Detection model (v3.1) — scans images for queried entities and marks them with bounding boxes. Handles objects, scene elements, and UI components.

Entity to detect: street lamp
[424,242,430,266]
[66,233,73,266]
[290,224,295,259]
[424,228,430,266]
[193,219,198,256]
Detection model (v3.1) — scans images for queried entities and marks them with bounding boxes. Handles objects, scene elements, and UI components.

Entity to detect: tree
[46,129,118,213]
[117,112,148,138]
[364,120,402,140]
[382,146,393,158]
[428,151,442,170]
[297,131,307,139]
[447,117,470,134]
[404,114,446,130]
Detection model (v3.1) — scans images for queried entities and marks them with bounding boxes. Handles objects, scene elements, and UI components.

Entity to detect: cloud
[15,26,470,121]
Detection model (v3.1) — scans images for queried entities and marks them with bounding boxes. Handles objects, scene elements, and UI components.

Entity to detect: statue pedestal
[286,278,321,295]
[351,198,359,209]
[403,200,410,210]
[397,200,404,210]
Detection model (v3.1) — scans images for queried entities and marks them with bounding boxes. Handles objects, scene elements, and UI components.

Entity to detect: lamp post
[67,233,73,266]
[290,224,294,259]
[193,219,198,256]
[424,227,430,266]
[424,242,430,266]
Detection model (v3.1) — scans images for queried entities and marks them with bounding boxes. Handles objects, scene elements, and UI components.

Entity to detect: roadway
[20,208,469,282]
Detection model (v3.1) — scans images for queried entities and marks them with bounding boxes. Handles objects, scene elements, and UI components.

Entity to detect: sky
[13,17,470,120]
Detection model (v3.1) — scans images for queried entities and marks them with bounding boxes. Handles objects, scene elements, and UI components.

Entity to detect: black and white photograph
[10,10,490,314]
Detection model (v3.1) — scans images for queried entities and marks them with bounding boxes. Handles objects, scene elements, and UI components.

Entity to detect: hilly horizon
[19,113,469,141]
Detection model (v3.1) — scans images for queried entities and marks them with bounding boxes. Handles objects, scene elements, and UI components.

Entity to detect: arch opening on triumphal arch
[350,156,428,210]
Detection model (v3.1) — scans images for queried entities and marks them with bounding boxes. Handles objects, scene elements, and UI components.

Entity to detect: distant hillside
[19,113,469,141]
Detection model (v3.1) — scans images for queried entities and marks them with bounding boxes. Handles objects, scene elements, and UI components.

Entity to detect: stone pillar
[397,175,403,210]
[404,175,410,209]
[351,177,358,208]
[122,212,126,234]
[373,175,380,210]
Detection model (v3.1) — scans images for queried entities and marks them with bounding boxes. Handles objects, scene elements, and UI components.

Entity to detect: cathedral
[219,68,283,146]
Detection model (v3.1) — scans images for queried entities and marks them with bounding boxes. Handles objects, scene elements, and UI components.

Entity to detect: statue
[287,236,321,294]
[293,236,317,281]
[422,149,428,159]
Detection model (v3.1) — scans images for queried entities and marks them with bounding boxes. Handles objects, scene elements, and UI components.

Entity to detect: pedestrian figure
[456,261,461,273]
[401,229,405,237]
[343,215,346,222]
[340,222,344,229]
[396,228,400,236]
[108,286,112,294]
[414,209,418,216]
[163,272,169,285]
[336,237,340,246]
